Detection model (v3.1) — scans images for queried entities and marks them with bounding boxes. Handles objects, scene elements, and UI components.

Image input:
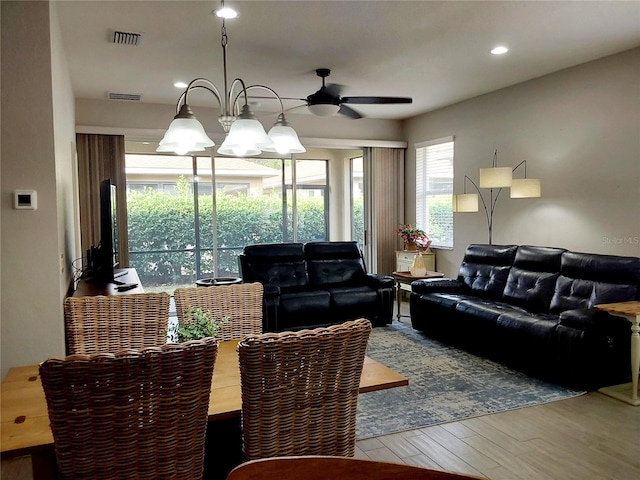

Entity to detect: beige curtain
[363,147,405,275]
[76,134,129,266]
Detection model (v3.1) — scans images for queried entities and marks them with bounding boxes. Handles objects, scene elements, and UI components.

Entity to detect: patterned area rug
[356,321,585,439]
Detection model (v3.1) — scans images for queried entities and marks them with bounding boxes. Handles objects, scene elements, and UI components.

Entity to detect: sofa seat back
[304,241,367,287]
[503,245,565,313]
[239,243,308,290]
[550,251,640,313]
[457,244,517,298]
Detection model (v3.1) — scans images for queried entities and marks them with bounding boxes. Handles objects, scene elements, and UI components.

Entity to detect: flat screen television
[90,178,120,282]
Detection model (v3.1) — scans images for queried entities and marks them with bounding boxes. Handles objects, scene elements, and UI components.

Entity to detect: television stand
[73,268,143,297]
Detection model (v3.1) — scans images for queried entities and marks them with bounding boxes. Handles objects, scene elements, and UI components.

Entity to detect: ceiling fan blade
[341,96,413,105]
[338,104,363,119]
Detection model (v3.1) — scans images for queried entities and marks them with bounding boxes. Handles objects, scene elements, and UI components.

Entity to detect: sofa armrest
[411,278,465,295]
[362,273,395,289]
[261,283,280,332]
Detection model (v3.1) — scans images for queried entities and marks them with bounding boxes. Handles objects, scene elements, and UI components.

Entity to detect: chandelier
[157,1,305,157]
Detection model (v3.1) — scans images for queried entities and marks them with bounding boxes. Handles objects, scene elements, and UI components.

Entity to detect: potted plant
[167,307,227,342]
[396,224,430,251]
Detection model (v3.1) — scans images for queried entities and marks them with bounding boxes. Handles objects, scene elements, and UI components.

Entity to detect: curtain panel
[76,134,129,267]
[363,147,405,276]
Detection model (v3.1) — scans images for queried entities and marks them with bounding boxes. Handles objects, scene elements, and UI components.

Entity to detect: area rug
[356,321,585,439]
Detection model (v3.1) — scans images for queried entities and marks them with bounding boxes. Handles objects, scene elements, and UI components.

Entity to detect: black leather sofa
[239,241,394,332]
[410,244,640,390]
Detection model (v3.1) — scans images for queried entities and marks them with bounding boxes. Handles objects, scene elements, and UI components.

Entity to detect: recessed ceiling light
[491,46,509,55]
[174,81,188,89]
[214,7,238,19]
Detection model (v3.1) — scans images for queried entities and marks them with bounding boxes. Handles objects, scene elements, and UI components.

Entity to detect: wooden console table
[595,301,640,406]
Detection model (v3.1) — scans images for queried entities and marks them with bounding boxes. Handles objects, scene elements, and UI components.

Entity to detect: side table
[391,271,444,321]
[595,301,640,406]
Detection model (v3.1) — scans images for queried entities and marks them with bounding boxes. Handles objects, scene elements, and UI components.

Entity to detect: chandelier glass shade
[157,1,305,157]
[262,114,306,154]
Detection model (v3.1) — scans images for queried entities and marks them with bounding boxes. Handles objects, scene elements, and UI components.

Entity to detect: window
[124,153,329,292]
[415,137,454,249]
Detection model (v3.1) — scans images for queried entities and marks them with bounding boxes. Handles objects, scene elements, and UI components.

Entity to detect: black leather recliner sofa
[410,244,640,390]
[239,241,394,332]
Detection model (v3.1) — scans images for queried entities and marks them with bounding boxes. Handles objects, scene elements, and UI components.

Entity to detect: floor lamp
[453,150,541,244]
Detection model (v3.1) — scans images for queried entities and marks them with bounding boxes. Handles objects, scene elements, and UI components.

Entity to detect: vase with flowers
[396,224,431,252]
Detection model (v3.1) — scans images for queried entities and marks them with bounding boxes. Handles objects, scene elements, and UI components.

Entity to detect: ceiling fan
[304,68,412,119]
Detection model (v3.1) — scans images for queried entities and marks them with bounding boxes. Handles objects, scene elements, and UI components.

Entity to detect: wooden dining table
[1,339,408,480]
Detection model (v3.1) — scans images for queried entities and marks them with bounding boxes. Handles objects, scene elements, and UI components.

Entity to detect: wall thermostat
[14,190,37,210]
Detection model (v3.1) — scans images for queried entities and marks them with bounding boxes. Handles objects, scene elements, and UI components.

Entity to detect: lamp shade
[510,178,541,198]
[453,193,479,212]
[479,167,512,188]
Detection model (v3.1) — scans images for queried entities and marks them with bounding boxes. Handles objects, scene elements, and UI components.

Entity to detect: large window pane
[125,153,329,293]
[125,154,197,293]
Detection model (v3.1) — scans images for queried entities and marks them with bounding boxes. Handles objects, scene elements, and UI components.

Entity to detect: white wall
[404,48,640,277]
[1,1,77,378]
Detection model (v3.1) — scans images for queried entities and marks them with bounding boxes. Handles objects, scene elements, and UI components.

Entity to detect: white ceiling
[55,0,640,121]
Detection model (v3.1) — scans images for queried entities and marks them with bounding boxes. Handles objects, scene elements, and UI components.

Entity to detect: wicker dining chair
[238,318,372,460]
[64,292,170,354]
[174,282,264,341]
[39,337,219,480]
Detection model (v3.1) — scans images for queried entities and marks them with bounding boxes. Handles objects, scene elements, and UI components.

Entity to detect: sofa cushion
[497,311,559,339]
[327,286,378,319]
[550,252,640,313]
[279,290,331,329]
[504,269,559,312]
[304,241,367,287]
[457,244,517,298]
[456,298,524,325]
[240,243,308,289]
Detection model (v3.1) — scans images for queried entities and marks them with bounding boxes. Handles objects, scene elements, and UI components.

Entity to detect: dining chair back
[226,456,483,480]
[64,292,170,354]
[174,282,263,341]
[238,318,372,460]
[39,337,219,480]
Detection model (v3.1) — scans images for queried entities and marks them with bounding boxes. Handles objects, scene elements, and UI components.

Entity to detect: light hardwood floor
[3,305,639,480]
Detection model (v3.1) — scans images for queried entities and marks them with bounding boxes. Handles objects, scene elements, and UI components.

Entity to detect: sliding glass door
[124,153,328,293]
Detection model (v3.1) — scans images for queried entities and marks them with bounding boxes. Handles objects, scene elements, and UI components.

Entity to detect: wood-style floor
[3,304,639,480]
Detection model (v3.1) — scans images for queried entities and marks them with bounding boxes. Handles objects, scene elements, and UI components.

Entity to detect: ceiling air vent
[107,92,142,102]
[110,30,142,46]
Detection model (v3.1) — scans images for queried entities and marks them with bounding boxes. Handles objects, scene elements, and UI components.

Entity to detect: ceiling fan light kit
[305,68,413,118]
[158,0,304,157]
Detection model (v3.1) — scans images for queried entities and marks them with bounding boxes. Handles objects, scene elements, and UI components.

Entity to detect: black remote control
[116,283,138,292]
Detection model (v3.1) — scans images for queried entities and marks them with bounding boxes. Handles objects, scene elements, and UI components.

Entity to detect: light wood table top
[1,339,408,456]
[595,300,640,317]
